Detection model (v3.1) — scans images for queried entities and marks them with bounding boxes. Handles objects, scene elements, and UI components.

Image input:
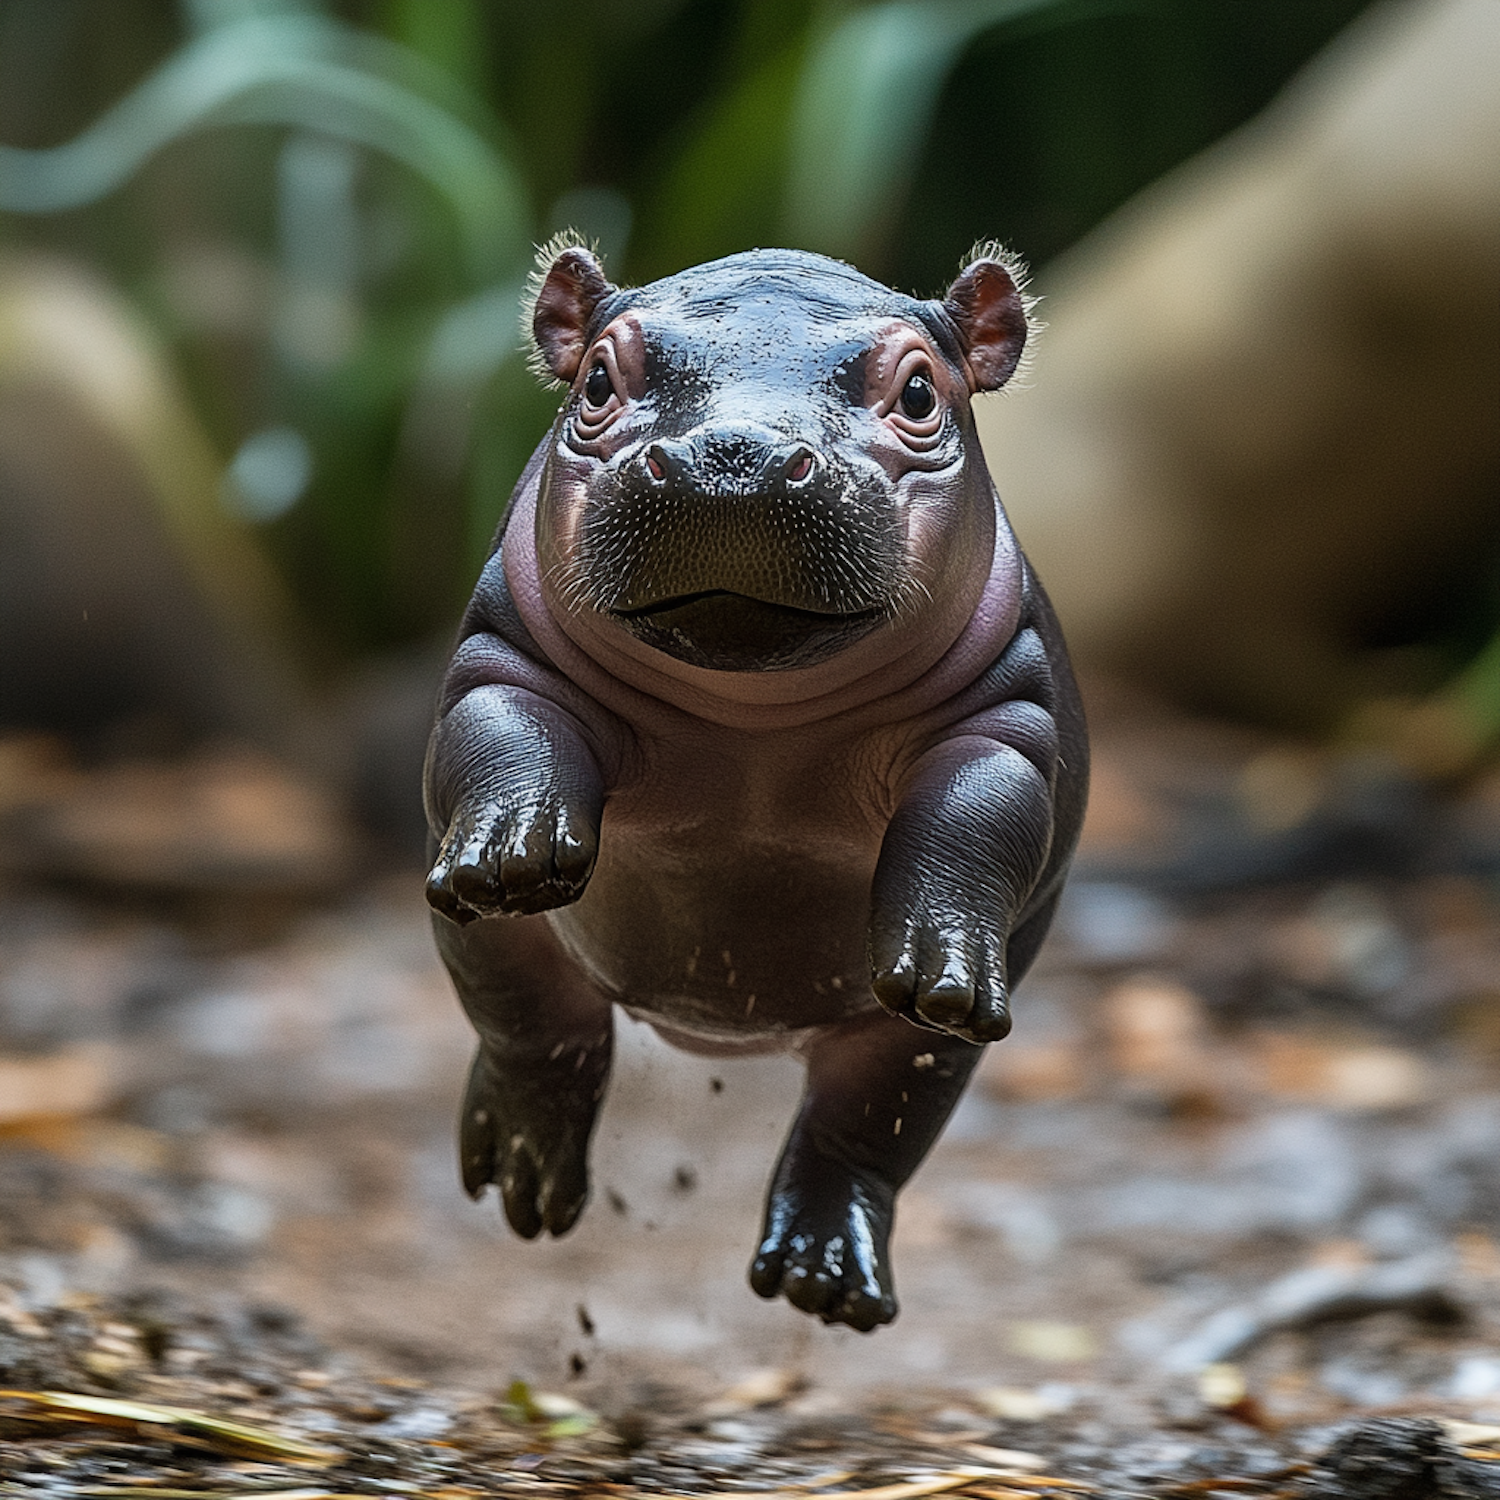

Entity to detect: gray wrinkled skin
[424,245,1088,1331]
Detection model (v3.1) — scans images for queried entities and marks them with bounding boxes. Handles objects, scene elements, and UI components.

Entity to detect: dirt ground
[4,682,1500,1495]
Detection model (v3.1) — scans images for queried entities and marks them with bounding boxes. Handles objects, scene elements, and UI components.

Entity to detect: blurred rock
[979,0,1500,730]
[1054,882,1181,965]
[0,737,356,894]
[1358,1204,1443,1262]
[1267,885,1411,998]
[947,1182,1062,1267]
[1080,1110,1362,1242]
[1164,1251,1463,1371]
[0,253,308,756]
[0,894,198,1049]
[1302,1417,1495,1500]
[122,1179,275,1262]
[0,254,473,858]
[1093,751,1437,892]
[1450,1356,1500,1402]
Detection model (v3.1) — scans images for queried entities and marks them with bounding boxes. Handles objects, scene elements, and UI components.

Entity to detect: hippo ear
[942,252,1031,393]
[530,240,614,384]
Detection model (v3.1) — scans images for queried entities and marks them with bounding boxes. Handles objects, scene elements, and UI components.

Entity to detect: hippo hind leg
[750,1013,984,1331]
[751,894,1059,1330]
[436,912,613,1238]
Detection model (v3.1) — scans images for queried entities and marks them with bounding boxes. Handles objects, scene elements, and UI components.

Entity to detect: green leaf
[637,37,809,277]
[783,0,1078,263]
[545,1411,599,1438]
[0,11,529,283]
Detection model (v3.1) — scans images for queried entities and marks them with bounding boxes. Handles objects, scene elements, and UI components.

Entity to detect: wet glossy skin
[424,246,1088,1331]
[539,256,996,679]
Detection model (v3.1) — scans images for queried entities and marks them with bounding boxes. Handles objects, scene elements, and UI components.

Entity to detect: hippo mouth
[613,590,886,672]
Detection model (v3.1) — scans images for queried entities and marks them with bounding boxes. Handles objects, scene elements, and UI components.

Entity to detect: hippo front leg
[425,684,604,922]
[870,719,1056,1044]
[751,1014,982,1330]
[425,682,612,1236]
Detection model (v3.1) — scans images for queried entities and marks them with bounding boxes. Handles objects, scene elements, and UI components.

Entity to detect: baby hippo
[424,242,1088,1331]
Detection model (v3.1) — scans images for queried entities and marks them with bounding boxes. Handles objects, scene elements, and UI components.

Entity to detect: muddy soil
[3,686,1500,1495]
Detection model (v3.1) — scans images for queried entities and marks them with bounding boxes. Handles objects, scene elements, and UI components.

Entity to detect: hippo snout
[639,424,820,499]
[567,421,905,670]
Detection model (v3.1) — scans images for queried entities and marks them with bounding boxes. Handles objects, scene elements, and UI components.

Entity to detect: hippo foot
[427,797,598,923]
[459,1047,597,1238]
[870,914,1012,1044]
[749,1168,897,1331]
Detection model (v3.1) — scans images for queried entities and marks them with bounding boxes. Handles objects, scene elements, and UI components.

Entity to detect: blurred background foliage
[0,0,1376,661]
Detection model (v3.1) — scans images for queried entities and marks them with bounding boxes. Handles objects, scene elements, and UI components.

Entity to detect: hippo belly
[548,812,881,1045]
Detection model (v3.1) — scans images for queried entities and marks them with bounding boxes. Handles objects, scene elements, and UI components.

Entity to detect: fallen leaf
[1100,977,1229,1112]
[1199,1363,1246,1408]
[1197,1362,1274,1429]
[1444,1417,1500,1447]
[0,1047,111,1125]
[0,1389,340,1464]
[958,1443,1046,1469]
[973,1387,1072,1422]
[79,1491,360,1499]
[1006,1322,1098,1363]
[706,1366,809,1413]
[1103,977,1211,1079]
[1251,1032,1431,1110]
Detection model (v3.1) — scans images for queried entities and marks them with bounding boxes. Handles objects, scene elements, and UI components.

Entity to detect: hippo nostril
[784,447,816,485]
[640,435,815,492]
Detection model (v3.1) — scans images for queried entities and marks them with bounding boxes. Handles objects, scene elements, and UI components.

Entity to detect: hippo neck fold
[504,468,1024,733]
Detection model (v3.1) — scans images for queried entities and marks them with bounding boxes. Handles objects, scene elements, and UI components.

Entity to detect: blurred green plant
[784,0,1066,259]
[0,0,1390,666]
[0,1,526,276]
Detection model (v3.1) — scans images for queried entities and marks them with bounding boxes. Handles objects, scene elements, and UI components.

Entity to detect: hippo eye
[584,361,613,406]
[899,371,935,420]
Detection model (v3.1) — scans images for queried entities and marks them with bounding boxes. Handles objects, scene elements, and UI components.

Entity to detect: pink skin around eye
[573,324,640,428]
[862,325,955,438]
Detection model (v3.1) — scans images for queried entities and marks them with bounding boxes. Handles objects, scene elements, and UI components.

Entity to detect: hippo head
[528,244,1030,673]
